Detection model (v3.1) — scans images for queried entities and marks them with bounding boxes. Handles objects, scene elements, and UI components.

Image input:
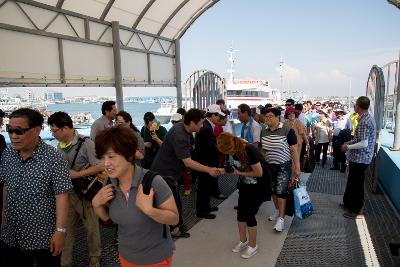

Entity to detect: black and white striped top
[261,123,297,164]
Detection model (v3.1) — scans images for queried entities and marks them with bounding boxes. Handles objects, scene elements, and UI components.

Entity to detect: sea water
[2,102,162,144]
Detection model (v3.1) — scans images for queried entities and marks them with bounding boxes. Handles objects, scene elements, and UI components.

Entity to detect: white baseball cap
[206,104,225,116]
[170,113,183,122]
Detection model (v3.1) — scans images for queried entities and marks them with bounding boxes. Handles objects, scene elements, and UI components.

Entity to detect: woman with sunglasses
[92,127,178,267]
[217,132,270,259]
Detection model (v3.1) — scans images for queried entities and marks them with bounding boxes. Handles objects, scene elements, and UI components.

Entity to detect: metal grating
[276,192,366,267]
[306,159,347,195]
[277,157,400,267]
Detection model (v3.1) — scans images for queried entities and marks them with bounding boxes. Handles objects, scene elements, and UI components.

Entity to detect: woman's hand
[92,184,114,208]
[136,184,154,215]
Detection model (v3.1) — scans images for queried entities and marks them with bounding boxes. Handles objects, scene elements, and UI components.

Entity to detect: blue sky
[9,0,400,98]
[180,0,400,97]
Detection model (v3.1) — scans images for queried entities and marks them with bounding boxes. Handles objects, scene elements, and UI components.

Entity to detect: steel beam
[56,0,64,9]
[100,0,115,21]
[132,0,156,29]
[112,21,124,111]
[176,0,220,39]
[0,22,112,47]
[57,38,65,83]
[157,0,189,36]
[175,39,182,108]
[147,53,151,85]
[84,18,90,39]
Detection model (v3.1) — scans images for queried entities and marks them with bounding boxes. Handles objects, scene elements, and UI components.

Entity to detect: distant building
[45,91,64,101]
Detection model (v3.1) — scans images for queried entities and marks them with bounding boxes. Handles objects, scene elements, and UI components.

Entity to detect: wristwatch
[56,227,67,233]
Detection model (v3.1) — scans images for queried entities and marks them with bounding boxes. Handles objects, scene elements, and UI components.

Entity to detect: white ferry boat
[154,102,177,124]
[225,79,281,109]
[224,47,281,110]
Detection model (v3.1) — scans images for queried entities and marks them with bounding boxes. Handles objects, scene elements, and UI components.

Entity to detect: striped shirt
[348,112,376,164]
[261,123,297,164]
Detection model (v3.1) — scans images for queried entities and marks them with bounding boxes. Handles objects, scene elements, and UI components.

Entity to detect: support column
[392,53,400,150]
[112,21,124,111]
[57,38,65,83]
[175,39,182,108]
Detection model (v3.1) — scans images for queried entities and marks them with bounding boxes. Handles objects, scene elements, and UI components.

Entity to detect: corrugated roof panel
[32,0,219,40]
[136,0,183,35]
[62,0,107,20]
[104,0,148,27]
[168,0,213,39]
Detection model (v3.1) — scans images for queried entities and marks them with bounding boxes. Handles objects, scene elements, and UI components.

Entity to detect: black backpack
[142,170,178,239]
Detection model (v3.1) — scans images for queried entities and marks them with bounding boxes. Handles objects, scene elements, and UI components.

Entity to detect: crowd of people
[0,95,376,266]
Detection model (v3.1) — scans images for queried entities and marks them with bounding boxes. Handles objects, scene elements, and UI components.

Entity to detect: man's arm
[70,162,105,179]
[50,192,68,256]
[182,158,220,177]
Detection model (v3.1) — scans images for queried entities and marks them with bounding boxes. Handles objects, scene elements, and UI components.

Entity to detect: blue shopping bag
[293,185,313,220]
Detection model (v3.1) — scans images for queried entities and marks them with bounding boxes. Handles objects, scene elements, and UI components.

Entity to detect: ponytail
[233,136,248,168]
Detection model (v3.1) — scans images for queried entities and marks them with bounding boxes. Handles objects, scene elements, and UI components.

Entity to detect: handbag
[303,147,315,173]
[293,184,313,220]
[70,137,103,201]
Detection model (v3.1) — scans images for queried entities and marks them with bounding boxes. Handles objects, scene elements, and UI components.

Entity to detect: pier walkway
[70,157,400,267]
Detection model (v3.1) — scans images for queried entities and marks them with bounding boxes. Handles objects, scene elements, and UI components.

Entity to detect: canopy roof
[388,0,400,9]
[35,0,219,40]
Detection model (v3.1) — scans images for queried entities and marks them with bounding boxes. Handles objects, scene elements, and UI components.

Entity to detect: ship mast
[279,56,284,92]
[227,45,239,84]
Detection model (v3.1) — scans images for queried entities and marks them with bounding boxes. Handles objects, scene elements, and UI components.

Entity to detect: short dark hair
[265,103,273,109]
[9,108,44,128]
[306,100,312,105]
[184,108,204,125]
[176,107,186,116]
[238,103,251,116]
[47,111,73,129]
[95,127,137,163]
[216,99,225,105]
[0,109,5,118]
[116,110,139,132]
[295,103,303,112]
[250,107,257,116]
[286,99,295,105]
[356,96,370,110]
[101,101,116,115]
[266,107,281,117]
[143,112,155,125]
[259,106,267,115]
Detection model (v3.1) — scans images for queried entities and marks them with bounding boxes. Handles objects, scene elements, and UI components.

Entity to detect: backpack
[70,137,103,200]
[141,170,179,239]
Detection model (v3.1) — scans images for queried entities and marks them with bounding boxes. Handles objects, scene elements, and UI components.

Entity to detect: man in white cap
[170,113,183,124]
[195,104,225,219]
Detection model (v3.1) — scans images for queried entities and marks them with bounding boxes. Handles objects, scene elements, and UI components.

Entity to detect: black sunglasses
[6,124,33,135]
[285,103,292,106]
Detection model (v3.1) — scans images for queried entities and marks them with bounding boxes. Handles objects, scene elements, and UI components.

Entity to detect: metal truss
[185,69,225,109]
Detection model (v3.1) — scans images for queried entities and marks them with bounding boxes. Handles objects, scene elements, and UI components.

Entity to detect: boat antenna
[227,43,239,84]
[279,56,284,91]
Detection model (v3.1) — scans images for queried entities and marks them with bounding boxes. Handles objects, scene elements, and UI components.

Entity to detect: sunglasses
[285,104,292,106]
[6,124,33,135]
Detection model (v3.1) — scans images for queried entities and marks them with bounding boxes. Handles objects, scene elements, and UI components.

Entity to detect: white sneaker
[274,217,285,232]
[241,245,258,259]
[232,240,248,253]
[268,210,279,221]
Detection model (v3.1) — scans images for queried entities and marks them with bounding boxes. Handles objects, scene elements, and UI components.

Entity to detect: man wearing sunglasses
[0,108,72,267]
[0,109,6,228]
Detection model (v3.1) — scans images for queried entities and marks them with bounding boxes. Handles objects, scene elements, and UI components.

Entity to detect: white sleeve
[348,139,368,150]
[252,123,262,144]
